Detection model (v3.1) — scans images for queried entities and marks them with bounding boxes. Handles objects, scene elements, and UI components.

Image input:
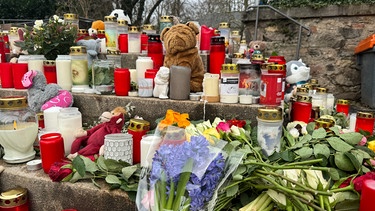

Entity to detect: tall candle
[43,107,61,132]
[129,69,137,84]
[202,73,220,102]
[58,107,82,155]
[11,63,28,89]
[39,133,65,173]
[349,113,357,132]
[0,63,13,88]
[136,57,153,81]
[56,55,72,91]
[28,55,45,72]
[169,65,191,100]
[43,60,57,84]
[140,135,162,167]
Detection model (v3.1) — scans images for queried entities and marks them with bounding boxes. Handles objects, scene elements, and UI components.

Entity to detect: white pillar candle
[58,107,82,155]
[56,55,72,91]
[203,73,220,96]
[28,55,46,72]
[239,95,252,104]
[129,69,137,84]
[136,57,153,81]
[349,113,357,132]
[140,135,162,168]
[43,107,61,132]
[99,38,107,54]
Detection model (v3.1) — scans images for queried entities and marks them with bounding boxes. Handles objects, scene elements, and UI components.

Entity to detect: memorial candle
[11,63,28,89]
[0,63,13,88]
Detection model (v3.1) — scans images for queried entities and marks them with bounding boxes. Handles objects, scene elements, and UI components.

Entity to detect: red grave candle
[114,68,130,96]
[268,55,286,65]
[141,33,149,53]
[43,60,57,84]
[291,95,312,123]
[1,33,10,54]
[145,69,158,87]
[0,36,6,63]
[359,179,375,211]
[209,36,226,75]
[127,119,150,164]
[118,34,128,53]
[336,99,350,116]
[355,112,375,135]
[39,133,65,174]
[0,63,13,88]
[147,34,164,70]
[0,187,30,211]
[11,63,28,89]
[200,25,215,53]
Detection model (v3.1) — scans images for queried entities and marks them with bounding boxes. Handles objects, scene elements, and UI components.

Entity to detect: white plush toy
[110,9,131,25]
[153,66,170,99]
[284,59,311,102]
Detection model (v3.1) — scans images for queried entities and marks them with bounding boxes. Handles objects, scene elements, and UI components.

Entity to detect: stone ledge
[0,88,261,129]
[0,159,136,211]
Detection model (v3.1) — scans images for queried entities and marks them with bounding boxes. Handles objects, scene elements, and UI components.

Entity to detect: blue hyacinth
[149,135,225,211]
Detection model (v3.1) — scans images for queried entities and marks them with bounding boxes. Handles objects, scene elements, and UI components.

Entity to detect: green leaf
[327,137,353,152]
[294,147,313,159]
[226,184,239,197]
[315,154,329,166]
[306,122,316,134]
[122,165,138,180]
[344,152,361,172]
[283,127,295,147]
[69,172,84,183]
[334,199,360,211]
[334,152,355,172]
[97,155,108,171]
[330,126,340,135]
[73,156,86,177]
[327,168,340,180]
[314,144,331,158]
[104,158,129,172]
[233,165,247,175]
[312,128,327,139]
[81,156,99,173]
[339,133,363,146]
[280,150,296,162]
[354,145,375,157]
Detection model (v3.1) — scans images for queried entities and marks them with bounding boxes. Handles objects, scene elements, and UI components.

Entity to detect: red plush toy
[68,107,126,159]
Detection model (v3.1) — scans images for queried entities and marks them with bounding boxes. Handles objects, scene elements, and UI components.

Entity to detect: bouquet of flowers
[15,15,77,60]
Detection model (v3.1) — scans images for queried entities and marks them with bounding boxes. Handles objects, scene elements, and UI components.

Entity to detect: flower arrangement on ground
[15,15,78,60]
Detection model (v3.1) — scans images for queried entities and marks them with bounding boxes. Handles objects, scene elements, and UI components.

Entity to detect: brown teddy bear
[161,22,204,92]
[249,40,266,64]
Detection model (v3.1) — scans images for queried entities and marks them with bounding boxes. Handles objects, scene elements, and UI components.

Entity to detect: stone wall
[239,4,375,104]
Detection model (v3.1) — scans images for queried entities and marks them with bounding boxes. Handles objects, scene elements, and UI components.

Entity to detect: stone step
[0,159,136,211]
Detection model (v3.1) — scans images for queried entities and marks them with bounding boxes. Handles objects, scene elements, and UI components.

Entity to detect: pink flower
[216,122,230,133]
[359,136,367,146]
[353,172,375,193]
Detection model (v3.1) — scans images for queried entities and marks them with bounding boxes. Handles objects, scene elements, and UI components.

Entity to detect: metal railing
[246,4,311,59]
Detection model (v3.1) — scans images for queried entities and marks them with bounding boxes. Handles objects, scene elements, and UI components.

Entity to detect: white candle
[99,38,107,54]
[129,69,137,84]
[240,95,252,104]
[28,55,45,72]
[43,107,61,132]
[349,113,357,132]
[136,57,153,81]
[56,55,72,91]
[140,135,162,167]
[58,107,82,155]
[203,73,219,96]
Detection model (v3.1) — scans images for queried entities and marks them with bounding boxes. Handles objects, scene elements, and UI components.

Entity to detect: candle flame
[13,120,17,130]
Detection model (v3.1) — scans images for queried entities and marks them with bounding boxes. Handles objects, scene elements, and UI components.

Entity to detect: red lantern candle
[200,25,215,53]
[114,68,130,96]
[0,36,6,63]
[209,36,226,75]
[291,95,312,123]
[43,60,57,84]
[0,63,13,88]
[11,63,28,89]
[118,34,128,53]
[0,187,30,211]
[1,32,10,54]
[360,179,375,211]
[267,55,286,65]
[141,33,149,53]
[127,119,150,164]
[147,34,164,70]
[145,69,158,87]
[336,99,350,116]
[39,133,65,174]
[355,112,375,135]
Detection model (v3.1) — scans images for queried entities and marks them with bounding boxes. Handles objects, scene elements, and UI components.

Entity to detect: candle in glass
[43,107,61,132]
[355,112,375,135]
[58,107,82,155]
[336,99,350,116]
[128,26,141,53]
[43,60,57,84]
[127,119,150,164]
[56,55,72,91]
[0,63,13,88]
[39,133,65,173]
[28,55,46,72]
[11,63,28,89]
[140,135,162,167]
[202,73,220,102]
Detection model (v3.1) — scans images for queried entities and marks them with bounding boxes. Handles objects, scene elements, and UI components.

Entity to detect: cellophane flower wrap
[136,124,244,211]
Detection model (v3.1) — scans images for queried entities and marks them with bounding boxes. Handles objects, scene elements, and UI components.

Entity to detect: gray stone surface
[0,159,136,211]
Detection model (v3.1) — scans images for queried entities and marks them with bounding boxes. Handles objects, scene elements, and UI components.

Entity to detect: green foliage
[270,0,375,9]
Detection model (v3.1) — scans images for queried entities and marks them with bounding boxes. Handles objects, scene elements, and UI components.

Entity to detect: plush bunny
[22,70,73,113]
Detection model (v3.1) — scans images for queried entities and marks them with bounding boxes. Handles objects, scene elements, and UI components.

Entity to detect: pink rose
[216,122,230,133]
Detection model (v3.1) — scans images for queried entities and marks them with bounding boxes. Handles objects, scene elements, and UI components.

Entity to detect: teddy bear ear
[186,22,199,35]
[160,27,170,41]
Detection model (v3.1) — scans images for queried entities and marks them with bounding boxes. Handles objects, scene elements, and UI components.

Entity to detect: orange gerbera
[158,109,191,129]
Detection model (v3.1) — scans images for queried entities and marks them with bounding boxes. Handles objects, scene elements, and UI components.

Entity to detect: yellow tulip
[368,140,375,152]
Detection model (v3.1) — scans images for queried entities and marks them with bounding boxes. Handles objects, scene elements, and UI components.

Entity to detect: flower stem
[244,161,330,171]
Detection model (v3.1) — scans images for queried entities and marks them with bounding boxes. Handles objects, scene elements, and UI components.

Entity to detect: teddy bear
[76,39,101,68]
[284,59,311,102]
[21,70,73,113]
[249,40,266,64]
[88,20,105,39]
[153,66,170,99]
[68,106,126,159]
[161,22,204,92]
[110,9,131,24]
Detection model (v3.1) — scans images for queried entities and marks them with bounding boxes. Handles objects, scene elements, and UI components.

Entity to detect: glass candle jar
[257,106,283,156]
[11,63,28,89]
[229,30,241,56]
[0,63,13,88]
[117,19,128,35]
[0,31,10,54]
[56,55,72,91]
[159,15,173,33]
[8,27,20,54]
[209,36,226,75]
[296,87,309,96]
[64,13,79,30]
[291,95,312,123]
[147,34,164,70]
[104,133,133,164]
[39,132,65,173]
[114,68,130,96]
[142,24,156,35]
[141,33,149,54]
[140,134,162,168]
[104,15,118,51]
[28,55,46,72]
[92,59,115,94]
[202,73,220,103]
[238,61,261,96]
[69,46,89,92]
[106,49,122,68]
[128,26,141,53]
[268,56,286,65]
[0,35,6,63]
[218,22,230,53]
[238,40,248,56]
[315,117,335,130]
[355,112,375,135]
[127,119,150,164]
[58,107,82,155]
[220,64,239,104]
[0,187,29,211]
[118,34,128,53]
[77,29,88,41]
[43,60,57,84]
[136,56,153,83]
[0,96,38,164]
[336,99,350,116]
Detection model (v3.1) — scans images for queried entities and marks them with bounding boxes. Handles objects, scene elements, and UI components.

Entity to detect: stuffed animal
[88,20,105,38]
[284,59,311,102]
[153,66,170,99]
[161,22,204,92]
[68,106,126,159]
[21,70,73,112]
[249,40,266,64]
[76,39,101,67]
[110,9,131,24]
